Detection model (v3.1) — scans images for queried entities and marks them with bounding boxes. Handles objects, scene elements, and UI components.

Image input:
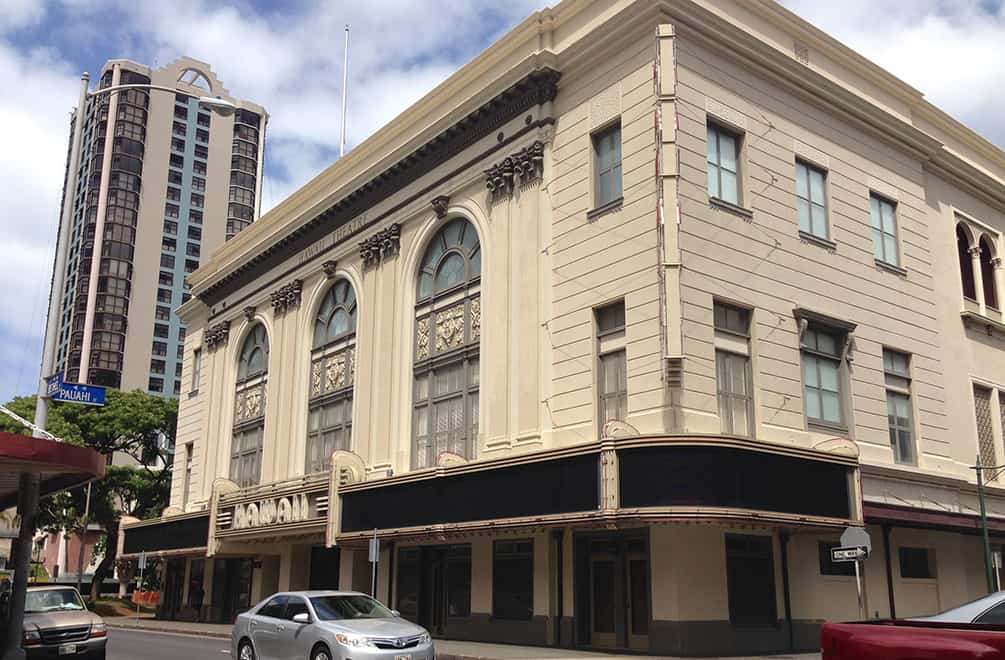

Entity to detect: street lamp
[2,68,240,660]
[972,455,1005,595]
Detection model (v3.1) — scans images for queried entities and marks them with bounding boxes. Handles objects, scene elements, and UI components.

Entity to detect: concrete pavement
[104,619,822,659]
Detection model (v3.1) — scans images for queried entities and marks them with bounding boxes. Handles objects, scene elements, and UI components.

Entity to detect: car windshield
[309,595,393,621]
[24,589,84,614]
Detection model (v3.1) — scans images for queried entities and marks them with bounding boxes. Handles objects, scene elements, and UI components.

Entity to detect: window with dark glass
[193,160,206,175]
[725,534,777,625]
[172,121,186,137]
[980,236,998,309]
[194,144,208,159]
[155,306,170,321]
[190,193,204,208]
[957,225,977,300]
[152,341,167,357]
[593,122,622,208]
[190,210,203,225]
[191,348,202,393]
[166,187,180,202]
[160,254,175,268]
[154,324,169,338]
[162,237,176,252]
[191,176,206,192]
[185,259,199,273]
[197,112,210,127]
[596,300,627,427]
[164,220,178,235]
[884,349,915,464]
[186,243,200,257]
[708,122,741,205]
[159,271,173,286]
[188,226,202,241]
[196,128,209,143]
[870,193,899,268]
[715,302,753,437]
[818,541,855,577]
[170,153,184,168]
[165,203,179,219]
[446,545,471,618]
[899,547,935,579]
[171,137,185,153]
[149,377,164,392]
[795,160,828,240]
[150,359,165,375]
[157,288,172,304]
[306,279,357,474]
[413,219,481,469]
[493,540,533,620]
[232,324,268,488]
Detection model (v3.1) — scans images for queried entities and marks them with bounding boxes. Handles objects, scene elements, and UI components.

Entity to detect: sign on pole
[839,526,872,620]
[369,530,379,598]
[45,373,106,407]
[840,527,872,558]
[138,552,147,571]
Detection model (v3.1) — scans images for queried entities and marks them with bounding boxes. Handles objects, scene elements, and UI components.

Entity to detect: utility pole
[340,24,350,158]
[76,483,92,596]
[2,72,89,660]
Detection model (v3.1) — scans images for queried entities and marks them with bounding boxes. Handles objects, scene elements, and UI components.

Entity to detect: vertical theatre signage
[231,493,312,530]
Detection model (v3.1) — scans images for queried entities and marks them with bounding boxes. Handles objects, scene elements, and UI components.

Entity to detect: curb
[104,620,232,639]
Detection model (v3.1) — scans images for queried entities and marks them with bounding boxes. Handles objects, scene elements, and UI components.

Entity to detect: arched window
[178,68,211,91]
[413,218,481,469]
[980,235,998,309]
[306,280,357,473]
[232,324,268,487]
[958,225,977,300]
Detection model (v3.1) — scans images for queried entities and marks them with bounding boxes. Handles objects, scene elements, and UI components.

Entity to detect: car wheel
[310,643,332,660]
[238,640,256,660]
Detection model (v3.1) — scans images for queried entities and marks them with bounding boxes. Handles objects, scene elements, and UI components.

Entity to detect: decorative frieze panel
[359,223,401,267]
[470,297,481,341]
[205,321,230,351]
[435,303,466,353]
[310,348,355,399]
[416,317,430,360]
[484,141,544,202]
[234,381,266,424]
[271,279,303,314]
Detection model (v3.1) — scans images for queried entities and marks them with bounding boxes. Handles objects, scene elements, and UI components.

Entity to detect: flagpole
[340,24,350,157]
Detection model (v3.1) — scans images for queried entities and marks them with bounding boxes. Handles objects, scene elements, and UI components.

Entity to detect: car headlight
[90,622,107,638]
[419,632,431,644]
[335,633,368,648]
[23,629,41,646]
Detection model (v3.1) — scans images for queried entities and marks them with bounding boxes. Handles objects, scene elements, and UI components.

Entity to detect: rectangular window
[176,362,183,378]
[163,220,178,235]
[191,176,206,192]
[170,154,184,169]
[593,123,622,208]
[157,288,172,304]
[171,137,185,153]
[707,122,741,205]
[166,187,180,202]
[160,254,175,268]
[194,144,208,159]
[884,349,915,464]
[191,348,202,393]
[148,377,164,392]
[197,112,210,128]
[174,379,181,395]
[306,396,352,474]
[188,226,202,241]
[155,306,171,321]
[445,545,472,618]
[899,547,935,579]
[154,323,170,338]
[818,541,856,577]
[186,243,200,257]
[870,194,899,267]
[796,160,828,240]
[189,210,203,225]
[193,160,206,175]
[173,105,187,120]
[158,271,173,286]
[172,121,186,137]
[162,237,176,252]
[150,359,165,375]
[493,540,533,620]
[596,300,627,427]
[165,203,179,219]
[185,259,200,274]
[714,302,753,437]
[230,426,264,488]
[190,193,204,208]
[196,128,209,143]
[168,170,183,185]
[152,341,167,357]
[725,534,777,625]
[801,325,846,428]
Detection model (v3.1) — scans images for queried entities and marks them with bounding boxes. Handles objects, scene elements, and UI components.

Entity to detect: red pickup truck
[821,592,1005,659]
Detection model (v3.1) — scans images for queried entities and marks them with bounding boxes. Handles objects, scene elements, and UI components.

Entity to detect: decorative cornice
[322,260,339,279]
[270,279,303,314]
[431,195,450,219]
[197,68,561,306]
[205,321,230,351]
[485,140,544,202]
[359,224,401,268]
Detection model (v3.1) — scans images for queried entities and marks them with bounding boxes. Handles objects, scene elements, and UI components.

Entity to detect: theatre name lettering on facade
[120,0,1005,656]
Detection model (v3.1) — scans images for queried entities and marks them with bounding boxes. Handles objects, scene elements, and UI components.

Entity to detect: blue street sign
[45,373,106,407]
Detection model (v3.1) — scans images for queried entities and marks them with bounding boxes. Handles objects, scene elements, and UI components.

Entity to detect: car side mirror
[292,613,311,624]
[390,610,400,617]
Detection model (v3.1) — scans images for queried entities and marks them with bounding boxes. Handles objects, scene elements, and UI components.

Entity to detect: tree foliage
[1,390,177,598]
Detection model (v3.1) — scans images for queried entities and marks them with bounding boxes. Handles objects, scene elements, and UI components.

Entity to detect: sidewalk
[103,618,821,659]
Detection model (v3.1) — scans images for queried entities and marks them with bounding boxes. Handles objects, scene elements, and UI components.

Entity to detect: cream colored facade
[121,0,1005,655]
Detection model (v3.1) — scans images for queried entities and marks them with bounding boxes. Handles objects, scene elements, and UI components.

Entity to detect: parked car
[821,592,1005,659]
[232,591,434,660]
[2,584,108,659]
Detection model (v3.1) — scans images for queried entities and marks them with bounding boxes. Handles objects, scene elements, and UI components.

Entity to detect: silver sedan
[910,590,1005,624]
[231,591,434,660]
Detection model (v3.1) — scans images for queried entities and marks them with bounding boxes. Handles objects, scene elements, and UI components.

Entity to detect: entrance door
[308,546,340,590]
[576,535,650,651]
[396,544,472,637]
[213,558,254,623]
[725,534,777,626]
[161,559,186,620]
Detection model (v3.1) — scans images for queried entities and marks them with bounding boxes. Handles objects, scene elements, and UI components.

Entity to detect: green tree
[1,390,177,598]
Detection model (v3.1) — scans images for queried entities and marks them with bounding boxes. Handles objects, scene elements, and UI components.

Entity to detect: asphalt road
[108,629,231,660]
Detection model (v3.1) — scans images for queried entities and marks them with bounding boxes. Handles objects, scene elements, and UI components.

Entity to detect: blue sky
[1,0,1004,405]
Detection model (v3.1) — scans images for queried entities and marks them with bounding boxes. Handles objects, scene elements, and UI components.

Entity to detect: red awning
[864,501,1005,536]
[0,431,105,509]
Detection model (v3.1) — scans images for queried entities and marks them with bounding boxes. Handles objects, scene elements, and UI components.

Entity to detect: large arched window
[413,218,481,469]
[980,236,998,310]
[232,324,268,487]
[306,280,357,474]
[957,224,977,300]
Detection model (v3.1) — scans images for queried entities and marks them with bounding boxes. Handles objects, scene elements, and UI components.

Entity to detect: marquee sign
[216,485,328,537]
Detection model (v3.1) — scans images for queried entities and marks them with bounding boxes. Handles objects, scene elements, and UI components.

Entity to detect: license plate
[394,655,411,660]
[58,644,77,655]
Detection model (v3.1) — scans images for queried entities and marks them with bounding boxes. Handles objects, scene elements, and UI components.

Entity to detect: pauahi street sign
[45,373,106,407]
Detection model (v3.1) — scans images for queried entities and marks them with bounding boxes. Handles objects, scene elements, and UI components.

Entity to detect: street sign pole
[368,529,379,598]
[853,559,867,620]
[135,552,146,621]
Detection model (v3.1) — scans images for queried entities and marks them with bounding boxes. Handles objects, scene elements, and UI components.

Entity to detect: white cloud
[0,0,45,33]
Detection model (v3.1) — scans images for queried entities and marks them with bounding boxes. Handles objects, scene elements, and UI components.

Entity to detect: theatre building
[120,0,1005,655]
